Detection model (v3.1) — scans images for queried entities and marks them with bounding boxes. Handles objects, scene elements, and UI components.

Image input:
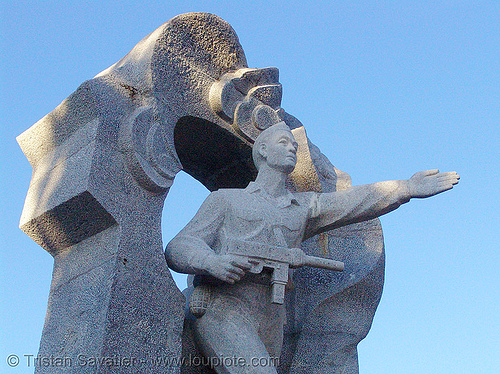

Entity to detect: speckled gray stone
[18,13,253,374]
[17,12,459,374]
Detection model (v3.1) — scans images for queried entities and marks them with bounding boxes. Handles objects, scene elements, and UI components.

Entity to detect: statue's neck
[254,166,288,198]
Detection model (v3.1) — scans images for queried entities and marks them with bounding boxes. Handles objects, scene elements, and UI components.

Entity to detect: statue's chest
[225,195,308,247]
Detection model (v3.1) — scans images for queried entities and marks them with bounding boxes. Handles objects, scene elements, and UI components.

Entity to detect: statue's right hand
[408,169,460,198]
[204,254,252,284]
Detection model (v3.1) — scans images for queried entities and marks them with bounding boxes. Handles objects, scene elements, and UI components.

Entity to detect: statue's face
[262,129,298,174]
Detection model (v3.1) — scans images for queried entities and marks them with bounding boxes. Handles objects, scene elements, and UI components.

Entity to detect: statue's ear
[259,143,267,159]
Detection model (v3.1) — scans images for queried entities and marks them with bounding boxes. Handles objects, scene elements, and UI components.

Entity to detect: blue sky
[1,1,499,373]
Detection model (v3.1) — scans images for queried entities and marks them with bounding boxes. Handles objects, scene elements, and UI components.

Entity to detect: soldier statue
[165,122,459,374]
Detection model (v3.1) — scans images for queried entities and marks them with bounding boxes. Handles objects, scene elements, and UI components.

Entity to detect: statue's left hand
[408,169,460,198]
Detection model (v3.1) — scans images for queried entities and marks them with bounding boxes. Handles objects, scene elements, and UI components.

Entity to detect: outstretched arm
[305,169,459,238]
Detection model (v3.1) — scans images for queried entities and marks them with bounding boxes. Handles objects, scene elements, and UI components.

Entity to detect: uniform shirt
[166,179,410,275]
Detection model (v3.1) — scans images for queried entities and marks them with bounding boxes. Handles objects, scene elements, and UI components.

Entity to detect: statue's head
[252,122,298,174]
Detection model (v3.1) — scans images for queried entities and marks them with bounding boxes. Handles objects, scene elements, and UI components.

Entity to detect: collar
[245,182,300,208]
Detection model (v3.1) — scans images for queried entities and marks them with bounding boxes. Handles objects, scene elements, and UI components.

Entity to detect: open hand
[408,169,460,198]
[204,254,252,284]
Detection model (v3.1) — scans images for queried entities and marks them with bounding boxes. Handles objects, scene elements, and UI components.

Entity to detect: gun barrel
[303,255,344,271]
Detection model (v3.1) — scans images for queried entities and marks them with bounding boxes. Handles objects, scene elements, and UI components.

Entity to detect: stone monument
[17,12,458,374]
[167,123,458,374]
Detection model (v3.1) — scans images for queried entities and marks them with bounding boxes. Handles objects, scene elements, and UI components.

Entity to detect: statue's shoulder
[211,187,244,193]
[208,188,248,201]
[291,190,317,206]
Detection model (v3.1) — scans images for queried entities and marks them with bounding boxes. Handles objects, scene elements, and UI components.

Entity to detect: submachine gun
[223,238,344,304]
[188,238,344,317]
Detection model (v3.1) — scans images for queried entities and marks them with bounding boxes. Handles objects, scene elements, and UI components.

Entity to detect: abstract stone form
[17,12,419,373]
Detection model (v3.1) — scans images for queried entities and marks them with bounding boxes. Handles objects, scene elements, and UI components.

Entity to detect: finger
[216,273,235,284]
[226,272,242,282]
[422,169,439,177]
[227,265,245,276]
[436,171,459,179]
[436,176,458,184]
[437,175,460,185]
[436,182,455,193]
[226,272,242,283]
[438,171,457,178]
[231,258,252,270]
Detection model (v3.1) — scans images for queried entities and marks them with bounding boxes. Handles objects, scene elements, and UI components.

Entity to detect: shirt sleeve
[305,180,411,238]
[165,190,227,274]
